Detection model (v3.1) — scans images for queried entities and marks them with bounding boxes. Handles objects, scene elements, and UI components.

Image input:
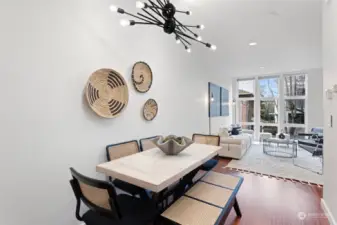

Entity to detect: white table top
[96,143,221,192]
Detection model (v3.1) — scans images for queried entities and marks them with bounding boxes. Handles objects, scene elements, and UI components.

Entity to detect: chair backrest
[192,134,220,146]
[106,140,140,161]
[139,135,162,151]
[69,168,121,221]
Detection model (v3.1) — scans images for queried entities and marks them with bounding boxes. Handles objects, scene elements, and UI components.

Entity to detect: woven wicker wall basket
[86,68,129,118]
[143,99,158,121]
[132,62,153,93]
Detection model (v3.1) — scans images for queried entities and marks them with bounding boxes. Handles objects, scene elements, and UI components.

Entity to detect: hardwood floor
[214,158,329,225]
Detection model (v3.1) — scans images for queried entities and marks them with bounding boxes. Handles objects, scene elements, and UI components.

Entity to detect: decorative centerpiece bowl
[153,135,194,155]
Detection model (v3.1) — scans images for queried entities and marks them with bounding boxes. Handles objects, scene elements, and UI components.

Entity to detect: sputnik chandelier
[110,0,217,53]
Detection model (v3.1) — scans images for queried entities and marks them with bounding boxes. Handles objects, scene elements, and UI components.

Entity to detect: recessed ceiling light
[260,67,265,69]
[249,42,257,46]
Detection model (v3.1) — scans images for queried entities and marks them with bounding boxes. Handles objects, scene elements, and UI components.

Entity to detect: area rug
[225,144,323,185]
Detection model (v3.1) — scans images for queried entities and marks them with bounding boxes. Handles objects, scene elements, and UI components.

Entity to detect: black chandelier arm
[146,4,163,10]
[176,25,199,28]
[134,21,161,25]
[142,7,164,23]
[175,33,191,45]
[155,0,165,8]
[176,27,185,32]
[148,0,166,19]
[176,30,208,46]
[174,18,197,36]
[137,11,163,24]
[124,11,155,24]
[175,22,188,32]
[181,41,188,50]
[147,0,165,9]
[175,10,189,14]
[145,3,188,15]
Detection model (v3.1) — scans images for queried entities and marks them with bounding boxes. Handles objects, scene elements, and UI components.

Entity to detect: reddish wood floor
[214,158,329,225]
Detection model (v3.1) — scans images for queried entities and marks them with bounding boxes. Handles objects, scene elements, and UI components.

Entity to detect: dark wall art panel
[208,82,221,117]
[208,82,230,117]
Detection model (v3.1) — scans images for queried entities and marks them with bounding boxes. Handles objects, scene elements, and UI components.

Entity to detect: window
[238,79,254,98]
[283,73,306,128]
[284,100,305,124]
[235,73,307,140]
[259,77,279,98]
[259,77,279,135]
[237,79,255,128]
[284,74,306,96]
[261,100,278,124]
[238,100,254,123]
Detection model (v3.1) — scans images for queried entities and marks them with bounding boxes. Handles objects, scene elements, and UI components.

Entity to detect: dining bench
[159,171,244,225]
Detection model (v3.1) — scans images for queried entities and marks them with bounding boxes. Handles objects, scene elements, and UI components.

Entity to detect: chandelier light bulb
[186,47,191,53]
[186,11,192,15]
[197,36,202,41]
[120,19,131,27]
[199,24,205,30]
[176,39,181,44]
[136,1,145,9]
[110,5,118,12]
[211,45,217,50]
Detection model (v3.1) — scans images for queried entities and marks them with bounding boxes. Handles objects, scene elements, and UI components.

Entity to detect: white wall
[0,1,231,225]
[322,0,337,222]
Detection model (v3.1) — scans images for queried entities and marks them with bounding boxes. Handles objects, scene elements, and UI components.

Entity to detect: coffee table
[263,138,297,158]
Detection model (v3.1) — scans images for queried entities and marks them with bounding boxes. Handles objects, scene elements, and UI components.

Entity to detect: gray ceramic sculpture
[153,135,194,155]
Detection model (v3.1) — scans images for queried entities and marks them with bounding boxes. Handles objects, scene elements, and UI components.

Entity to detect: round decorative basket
[143,99,158,121]
[153,135,194,155]
[132,62,153,93]
[86,68,129,118]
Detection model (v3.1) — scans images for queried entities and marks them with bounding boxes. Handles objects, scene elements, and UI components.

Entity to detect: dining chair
[192,133,220,171]
[139,135,162,151]
[69,168,157,225]
[106,140,148,199]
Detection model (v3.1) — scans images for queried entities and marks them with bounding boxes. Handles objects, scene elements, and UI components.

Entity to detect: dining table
[96,143,221,193]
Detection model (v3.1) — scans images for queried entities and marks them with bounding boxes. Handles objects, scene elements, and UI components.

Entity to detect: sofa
[218,127,253,159]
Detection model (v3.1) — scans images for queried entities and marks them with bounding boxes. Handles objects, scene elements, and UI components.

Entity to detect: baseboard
[321,198,337,225]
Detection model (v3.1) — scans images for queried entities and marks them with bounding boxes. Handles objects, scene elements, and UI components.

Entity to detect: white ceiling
[176,0,322,77]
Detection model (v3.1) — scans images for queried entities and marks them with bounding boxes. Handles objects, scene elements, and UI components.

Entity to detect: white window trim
[237,97,255,101]
[260,123,278,127]
[240,122,255,125]
[283,123,306,128]
[284,96,306,100]
[260,97,279,101]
